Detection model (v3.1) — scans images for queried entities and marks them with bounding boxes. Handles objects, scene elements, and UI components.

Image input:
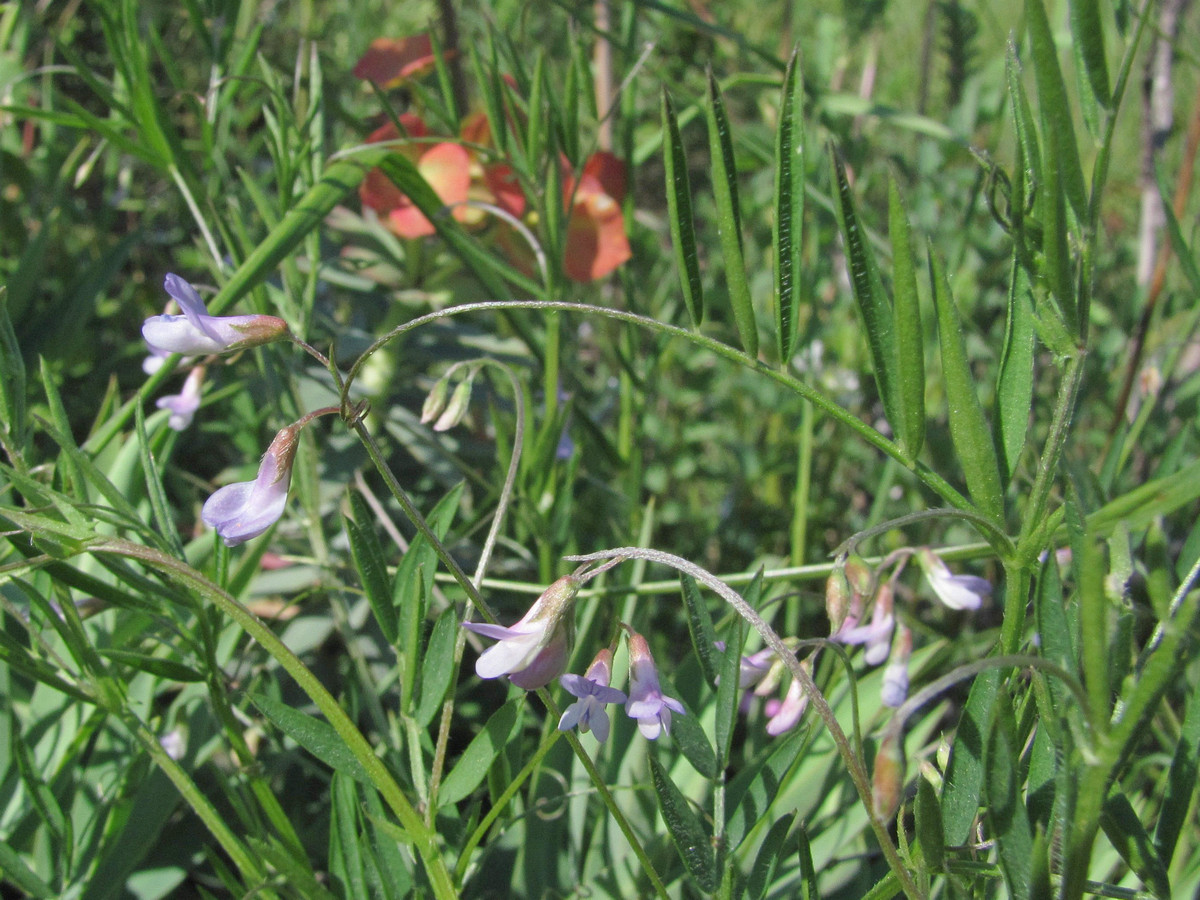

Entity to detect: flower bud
[432,379,472,432]
[872,731,906,822]
[419,376,451,424]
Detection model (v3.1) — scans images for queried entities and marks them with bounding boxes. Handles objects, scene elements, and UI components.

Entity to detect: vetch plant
[4,6,1198,900]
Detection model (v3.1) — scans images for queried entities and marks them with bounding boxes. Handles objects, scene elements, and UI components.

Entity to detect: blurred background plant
[2,0,1200,897]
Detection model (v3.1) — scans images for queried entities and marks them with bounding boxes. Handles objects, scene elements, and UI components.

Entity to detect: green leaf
[345,493,397,645]
[414,608,459,728]
[915,776,945,872]
[888,177,924,458]
[438,698,521,806]
[250,692,372,785]
[665,683,717,779]
[795,821,818,899]
[830,147,901,436]
[329,773,370,900]
[941,667,1000,843]
[1100,793,1171,899]
[726,725,808,847]
[748,812,795,900]
[774,48,804,361]
[995,255,1036,483]
[661,90,705,328]
[1006,41,1042,191]
[715,615,746,770]
[0,839,55,898]
[1155,679,1200,867]
[985,692,1033,900]
[0,289,26,455]
[929,250,1004,521]
[134,400,184,560]
[1069,0,1111,109]
[1025,0,1087,223]
[649,755,717,891]
[99,649,205,683]
[705,70,757,357]
[680,573,720,687]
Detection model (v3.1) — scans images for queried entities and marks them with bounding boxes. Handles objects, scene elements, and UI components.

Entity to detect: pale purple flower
[835,582,895,666]
[880,624,913,708]
[625,632,685,740]
[558,649,627,741]
[462,576,579,689]
[156,365,205,431]
[918,548,991,611]
[201,424,301,546]
[765,671,810,736]
[142,273,289,355]
[739,648,776,689]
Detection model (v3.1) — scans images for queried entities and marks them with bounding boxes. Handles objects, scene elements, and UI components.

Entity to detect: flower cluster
[353,34,631,283]
[826,547,990,710]
[463,578,684,742]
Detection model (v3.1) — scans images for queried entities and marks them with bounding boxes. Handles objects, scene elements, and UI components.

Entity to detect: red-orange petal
[353,35,438,88]
[564,192,631,282]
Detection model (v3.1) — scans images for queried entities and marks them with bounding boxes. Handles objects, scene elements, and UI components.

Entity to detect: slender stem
[342,300,976,518]
[169,164,223,268]
[1015,350,1085,566]
[565,547,924,900]
[428,361,526,821]
[998,559,1030,657]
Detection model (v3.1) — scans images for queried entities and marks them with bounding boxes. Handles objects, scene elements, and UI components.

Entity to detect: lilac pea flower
[880,624,913,708]
[625,632,685,740]
[156,365,205,432]
[918,548,991,611]
[738,648,776,689]
[766,671,810,736]
[142,273,289,355]
[201,423,301,546]
[462,576,580,689]
[835,582,895,666]
[558,649,627,742]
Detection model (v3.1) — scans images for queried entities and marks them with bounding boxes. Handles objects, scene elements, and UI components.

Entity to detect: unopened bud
[872,731,905,822]
[420,377,451,424]
[825,567,851,633]
[433,379,472,431]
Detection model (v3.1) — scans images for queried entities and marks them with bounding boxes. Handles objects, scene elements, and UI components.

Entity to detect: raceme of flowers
[463,546,990,742]
[354,34,631,283]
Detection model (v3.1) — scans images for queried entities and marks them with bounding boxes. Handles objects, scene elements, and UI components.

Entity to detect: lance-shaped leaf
[650,756,717,891]
[888,177,924,458]
[705,69,757,357]
[986,693,1034,900]
[1026,0,1087,223]
[774,48,805,361]
[1101,793,1171,899]
[929,250,1004,522]
[662,90,704,327]
[1070,0,1111,110]
[996,254,1036,483]
[830,148,902,442]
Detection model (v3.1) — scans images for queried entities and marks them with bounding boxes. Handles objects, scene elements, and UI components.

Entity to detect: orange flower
[359,115,471,239]
[353,35,439,88]
[563,152,631,282]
